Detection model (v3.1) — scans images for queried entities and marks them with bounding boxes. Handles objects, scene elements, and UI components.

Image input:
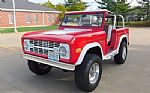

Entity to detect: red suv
[22,10,129,92]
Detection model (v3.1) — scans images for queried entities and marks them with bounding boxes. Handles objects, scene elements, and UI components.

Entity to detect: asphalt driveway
[0,27,150,93]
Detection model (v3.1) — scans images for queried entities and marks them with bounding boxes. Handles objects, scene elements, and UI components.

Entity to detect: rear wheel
[75,54,102,92]
[114,41,128,64]
[28,60,52,75]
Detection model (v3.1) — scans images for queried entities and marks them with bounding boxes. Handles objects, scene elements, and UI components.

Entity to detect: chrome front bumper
[23,54,75,71]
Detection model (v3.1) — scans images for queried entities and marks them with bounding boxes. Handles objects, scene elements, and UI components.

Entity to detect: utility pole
[12,0,18,33]
[2,0,18,32]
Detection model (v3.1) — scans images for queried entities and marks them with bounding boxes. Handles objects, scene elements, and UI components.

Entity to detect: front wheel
[28,60,52,75]
[75,54,102,92]
[114,41,128,64]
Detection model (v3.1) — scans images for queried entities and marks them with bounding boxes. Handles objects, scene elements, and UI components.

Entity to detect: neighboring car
[21,10,129,92]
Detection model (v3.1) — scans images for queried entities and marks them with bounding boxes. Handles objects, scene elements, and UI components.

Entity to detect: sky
[29,0,139,7]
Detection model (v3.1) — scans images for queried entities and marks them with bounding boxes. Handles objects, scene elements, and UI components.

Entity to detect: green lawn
[0,25,58,34]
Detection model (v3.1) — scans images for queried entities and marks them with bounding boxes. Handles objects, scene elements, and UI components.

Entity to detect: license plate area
[48,50,59,61]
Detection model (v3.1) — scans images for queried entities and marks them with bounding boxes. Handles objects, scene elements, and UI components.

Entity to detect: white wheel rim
[89,63,100,84]
[122,46,127,60]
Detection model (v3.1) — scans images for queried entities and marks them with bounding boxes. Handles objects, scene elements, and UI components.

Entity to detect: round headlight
[59,46,67,57]
[24,40,30,51]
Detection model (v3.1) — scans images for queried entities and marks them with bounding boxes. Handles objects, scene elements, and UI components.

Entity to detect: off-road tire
[75,54,102,92]
[28,60,52,75]
[114,41,128,64]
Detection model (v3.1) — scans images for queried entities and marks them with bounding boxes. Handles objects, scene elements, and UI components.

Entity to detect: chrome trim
[23,54,75,71]
[24,39,60,56]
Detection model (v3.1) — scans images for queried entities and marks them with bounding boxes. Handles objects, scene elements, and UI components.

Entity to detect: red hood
[22,28,92,43]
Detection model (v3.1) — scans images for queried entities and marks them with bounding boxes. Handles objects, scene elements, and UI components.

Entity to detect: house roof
[0,0,59,13]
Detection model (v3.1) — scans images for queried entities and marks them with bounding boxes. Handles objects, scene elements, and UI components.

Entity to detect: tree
[42,1,85,19]
[66,2,86,11]
[64,0,81,6]
[42,1,55,9]
[128,6,145,21]
[96,0,130,16]
[42,2,66,20]
[55,4,66,20]
[111,1,130,16]
[95,0,114,9]
[137,0,150,21]
[64,0,86,11]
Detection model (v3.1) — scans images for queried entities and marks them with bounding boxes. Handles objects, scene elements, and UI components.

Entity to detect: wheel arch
[86,46,102,59]
[75,42,104,65]
[116,35,128,53]
[122,37,128,44]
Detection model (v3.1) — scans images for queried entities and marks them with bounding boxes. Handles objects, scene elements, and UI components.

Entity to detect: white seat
[107,25,113,44]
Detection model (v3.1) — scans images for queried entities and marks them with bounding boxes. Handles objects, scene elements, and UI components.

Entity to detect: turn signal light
[76,48,82,53]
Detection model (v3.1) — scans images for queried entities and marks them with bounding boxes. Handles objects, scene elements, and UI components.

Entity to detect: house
[0,0,60,28]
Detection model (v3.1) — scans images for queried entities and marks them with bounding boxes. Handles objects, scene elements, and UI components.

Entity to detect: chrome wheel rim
[122,46,127,60]
[89,63,100,84]
[38,63,49,70]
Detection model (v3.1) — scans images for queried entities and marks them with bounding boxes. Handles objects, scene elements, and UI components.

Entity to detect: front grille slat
[44,49,48,55]
[28,40,60,56]
[43,41,49,47]
[34,47,38,53]
[39,41,42,47]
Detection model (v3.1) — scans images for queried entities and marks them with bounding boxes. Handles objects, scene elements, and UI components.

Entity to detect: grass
[0,25,58,34]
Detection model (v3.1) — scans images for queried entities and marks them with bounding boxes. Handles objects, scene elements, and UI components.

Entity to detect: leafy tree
[66,2,86,11]
[127,6,145,21]
[42,2,66,20]
[96,0,130,16]
[42,0,86,19]
[42,1,55,9]
[64,0,86,11]
[111,2,131,16]
[64,0,81,5]
[55,4,66,20]
[137,0,150,21]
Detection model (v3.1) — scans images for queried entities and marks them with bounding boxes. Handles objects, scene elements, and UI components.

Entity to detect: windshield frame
[60,11,105,28]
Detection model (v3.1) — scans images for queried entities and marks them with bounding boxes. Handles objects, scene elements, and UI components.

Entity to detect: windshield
[61,13,104,27]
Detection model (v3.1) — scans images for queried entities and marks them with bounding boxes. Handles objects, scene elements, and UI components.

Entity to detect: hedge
[125,21,150,27]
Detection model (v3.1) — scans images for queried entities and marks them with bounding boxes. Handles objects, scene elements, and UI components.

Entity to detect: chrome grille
[28,40,60,55]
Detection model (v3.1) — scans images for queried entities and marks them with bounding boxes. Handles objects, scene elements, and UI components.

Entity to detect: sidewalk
[0,32,26,50]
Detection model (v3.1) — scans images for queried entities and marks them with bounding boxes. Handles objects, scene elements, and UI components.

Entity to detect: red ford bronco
[22,10,129,92]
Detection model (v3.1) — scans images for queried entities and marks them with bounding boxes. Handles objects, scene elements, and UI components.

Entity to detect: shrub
[125,21,150,27]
